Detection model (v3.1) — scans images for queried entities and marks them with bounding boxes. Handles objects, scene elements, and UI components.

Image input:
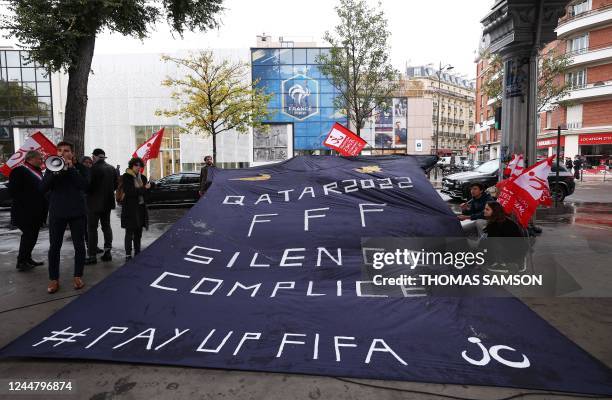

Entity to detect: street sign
[469,145,477,154]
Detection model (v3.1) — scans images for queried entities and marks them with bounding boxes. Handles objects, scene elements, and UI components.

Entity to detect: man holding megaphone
[41,141,90,294]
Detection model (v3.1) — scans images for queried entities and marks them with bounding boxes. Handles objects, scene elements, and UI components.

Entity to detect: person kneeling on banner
[8,150,48,272]
[42,141,90,294]
[458,182,492,238]
[121,157,151,261]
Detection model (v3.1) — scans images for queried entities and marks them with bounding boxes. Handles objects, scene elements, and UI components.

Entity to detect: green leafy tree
[2,0,223,156]
[482,47,572,112]
[318,0,399,136]
[156,51,272,160]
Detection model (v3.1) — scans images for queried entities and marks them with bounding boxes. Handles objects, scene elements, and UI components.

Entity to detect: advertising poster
[392,98,407,148]
[374,103,393,148]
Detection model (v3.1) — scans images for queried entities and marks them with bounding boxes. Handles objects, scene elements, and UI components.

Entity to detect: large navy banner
[2,156,611,394]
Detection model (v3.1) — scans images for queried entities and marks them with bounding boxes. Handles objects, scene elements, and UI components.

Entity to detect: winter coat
[88,159,118,212]
[8,164,48,228]
[120,171,149,230]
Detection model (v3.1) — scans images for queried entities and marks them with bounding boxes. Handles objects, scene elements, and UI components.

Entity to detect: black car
[441,159,575,201]
[147,172,200,205]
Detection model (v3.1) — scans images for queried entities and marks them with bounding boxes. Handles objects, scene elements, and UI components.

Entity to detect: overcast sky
[2,0,494,79]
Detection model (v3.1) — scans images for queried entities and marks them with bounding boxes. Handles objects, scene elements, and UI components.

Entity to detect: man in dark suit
[8,150,47,271]
[42,141,90,294]
[85,148,117,264]
[198,155,215,196]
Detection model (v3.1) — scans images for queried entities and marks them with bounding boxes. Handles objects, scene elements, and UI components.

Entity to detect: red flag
[497,155,555,227]
[323,123,367,156]
[0,132,57,177]
[503,153,525,178]
[133,127,164,165]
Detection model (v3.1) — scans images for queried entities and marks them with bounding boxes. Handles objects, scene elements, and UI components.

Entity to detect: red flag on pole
[323,123,367,156]
[133,127,164,166]
[497,155,555,227]
[503,153,525,178]
[0,131,57,177]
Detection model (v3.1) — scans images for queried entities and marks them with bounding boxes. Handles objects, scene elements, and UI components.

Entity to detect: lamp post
[434,62,454,180]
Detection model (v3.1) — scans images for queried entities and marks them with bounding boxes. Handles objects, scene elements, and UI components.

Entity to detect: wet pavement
[0,181,611,399]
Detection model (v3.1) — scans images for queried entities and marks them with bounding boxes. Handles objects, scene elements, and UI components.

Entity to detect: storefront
[579,133,612,168]
[537,136,565,160]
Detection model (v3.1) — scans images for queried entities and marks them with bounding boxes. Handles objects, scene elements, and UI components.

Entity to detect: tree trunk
[212,130,217,161]
[63,35,96,158]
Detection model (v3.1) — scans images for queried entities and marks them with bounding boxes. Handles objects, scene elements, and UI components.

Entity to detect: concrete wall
[84,49,252,169]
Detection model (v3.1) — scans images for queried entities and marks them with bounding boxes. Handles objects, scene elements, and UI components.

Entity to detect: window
[572,0,589,16]
[0,50,53,127]
[568,34,588,54]
[181,174,200,184]
[160,174,182,184]
[253,124,289,162]
[567,69,586,89]
[134,125,181,180]
[546,111,552,129]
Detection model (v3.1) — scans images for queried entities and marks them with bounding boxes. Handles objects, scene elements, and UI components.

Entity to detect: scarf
[126,168,145,204]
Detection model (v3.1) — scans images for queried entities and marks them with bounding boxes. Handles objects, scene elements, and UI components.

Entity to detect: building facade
[404,66,476,157]
[0,48,64,168]
[251,35,347,163]
[537,0,612,168]
[474,55,502,161]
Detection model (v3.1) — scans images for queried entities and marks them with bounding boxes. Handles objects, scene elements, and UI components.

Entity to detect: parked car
[147,172,200,205]
[0,179,11,207]
[441,159,575,201]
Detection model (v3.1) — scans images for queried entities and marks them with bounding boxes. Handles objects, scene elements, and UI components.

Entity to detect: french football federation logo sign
[281,74,319,120]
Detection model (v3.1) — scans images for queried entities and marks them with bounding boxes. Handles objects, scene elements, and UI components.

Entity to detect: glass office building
[251,47,347,160]
[0,49,54,167]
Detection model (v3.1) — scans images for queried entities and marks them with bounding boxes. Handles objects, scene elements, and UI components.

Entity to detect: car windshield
[474,159,499,174]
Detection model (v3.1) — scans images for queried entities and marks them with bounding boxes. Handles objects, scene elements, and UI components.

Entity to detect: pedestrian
[121,157,151,260]
[42,141,89,294]
[8,150,47,271]
[85,148,118,265]
[198,155,215,197]
[573,156,582,180]
[564,157,573,170]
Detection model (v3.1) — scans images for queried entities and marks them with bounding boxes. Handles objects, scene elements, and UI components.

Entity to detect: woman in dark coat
[120,157,151,260]
[482,201,527,267]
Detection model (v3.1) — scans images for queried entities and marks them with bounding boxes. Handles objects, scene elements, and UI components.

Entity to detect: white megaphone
[45,155,65,172]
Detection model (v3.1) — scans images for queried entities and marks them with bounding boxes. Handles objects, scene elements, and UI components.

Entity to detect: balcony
[565,81,612,101]
[556,5,612,38]
[568,45,612,67]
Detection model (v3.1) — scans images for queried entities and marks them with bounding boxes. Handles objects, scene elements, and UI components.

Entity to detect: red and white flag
[497,155,555,227]
[323,123,367,156]
[504,153,525,178]
[0,131,57,177]
[133,127,164,165]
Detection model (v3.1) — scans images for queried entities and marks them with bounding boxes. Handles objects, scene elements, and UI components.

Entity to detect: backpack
[115,175,125,204]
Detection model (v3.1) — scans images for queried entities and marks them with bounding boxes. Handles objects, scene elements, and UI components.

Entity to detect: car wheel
[550,183,566,202]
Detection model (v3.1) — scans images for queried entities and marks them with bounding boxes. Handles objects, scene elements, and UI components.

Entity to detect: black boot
[101,249,112,262]
[85,256,97,265]
[28,258,44,266]
[16,261,34,272]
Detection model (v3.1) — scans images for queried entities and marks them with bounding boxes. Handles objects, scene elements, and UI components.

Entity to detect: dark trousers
[87,210,112,256]
[17,224,40,263]
[48,216,86,280]
[124,227,143,256]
